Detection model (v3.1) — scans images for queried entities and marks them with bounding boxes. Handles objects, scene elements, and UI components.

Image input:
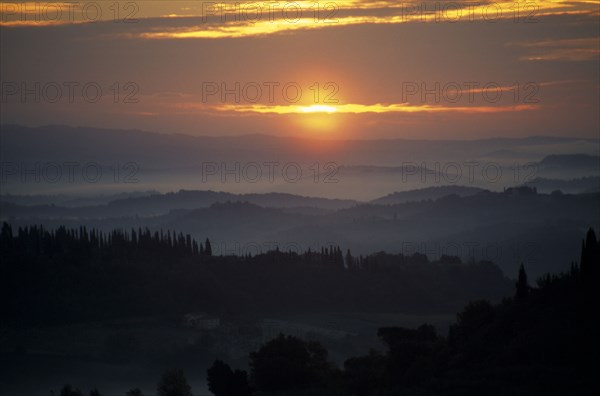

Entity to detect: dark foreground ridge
[37,228,598,395]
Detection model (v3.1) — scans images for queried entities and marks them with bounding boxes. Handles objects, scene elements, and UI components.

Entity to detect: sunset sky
[1,0,599,139]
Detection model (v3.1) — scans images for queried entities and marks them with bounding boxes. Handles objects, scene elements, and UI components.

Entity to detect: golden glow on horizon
[132,1,600,40]
[2,0,598,33]
[190,103,539,115]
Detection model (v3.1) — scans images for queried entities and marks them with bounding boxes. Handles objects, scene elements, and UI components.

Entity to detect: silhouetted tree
[581,228,599,293]
[249,334,335,392]
[207,359,253,396]
[126,389,144,396]
[449,299,495,349]
[377,324,440,385]
[516,263,529,300]
[343,351,387,395]
[207,360,231,396]
[157,369,193,396]
[205,238,212,256]
[345,249,354,269]
[59,385,83,396]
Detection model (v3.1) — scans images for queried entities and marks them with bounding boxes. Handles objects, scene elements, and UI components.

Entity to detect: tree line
[0,222,512,325]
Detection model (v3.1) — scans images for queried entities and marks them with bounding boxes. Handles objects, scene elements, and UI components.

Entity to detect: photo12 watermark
[0,161,140,184]
[0,1,141,24]
[397,161,539,185]
[200,161,340,184]
[200,2,340,23]
[201,81,339,104]
[1,81,140,104]
[401,81,540,104]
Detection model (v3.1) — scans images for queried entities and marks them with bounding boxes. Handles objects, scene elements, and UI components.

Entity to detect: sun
[299,104,338,114]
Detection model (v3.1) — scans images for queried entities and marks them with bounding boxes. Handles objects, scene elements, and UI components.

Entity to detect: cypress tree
[205,238,213,256]
[516,263,529,300]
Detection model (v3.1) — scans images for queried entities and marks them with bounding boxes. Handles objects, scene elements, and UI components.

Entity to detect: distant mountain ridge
[522,176,600,194]
[538,154,599,169]
[2,124,597,167]
[0,189,359,218]
[3,190,598,278]
[370,186,486,205]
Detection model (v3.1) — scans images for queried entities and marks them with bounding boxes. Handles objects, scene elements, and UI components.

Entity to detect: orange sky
[1,0,598,139]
